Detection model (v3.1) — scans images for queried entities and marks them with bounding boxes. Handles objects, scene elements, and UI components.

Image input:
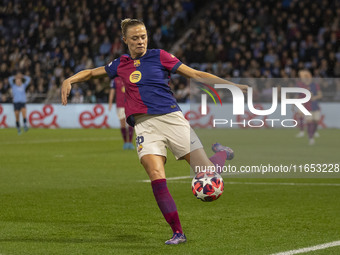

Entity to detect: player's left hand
[61,80,72,105]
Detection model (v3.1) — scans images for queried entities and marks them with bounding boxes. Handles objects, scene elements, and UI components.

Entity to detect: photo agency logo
[200,84,312,128]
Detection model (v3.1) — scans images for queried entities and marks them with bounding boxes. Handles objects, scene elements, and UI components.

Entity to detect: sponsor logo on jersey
[129,71,142,83]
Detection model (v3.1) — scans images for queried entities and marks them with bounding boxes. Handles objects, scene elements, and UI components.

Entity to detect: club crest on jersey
[129,71,142,83]
[134,60,140,67]
[136,136,144,152]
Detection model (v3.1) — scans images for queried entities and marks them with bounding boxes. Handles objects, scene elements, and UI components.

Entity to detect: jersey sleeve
[160,50,182,74]
[105,58,120,79]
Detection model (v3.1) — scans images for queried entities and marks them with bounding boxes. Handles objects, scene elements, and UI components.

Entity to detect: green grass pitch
[0,128,339,255]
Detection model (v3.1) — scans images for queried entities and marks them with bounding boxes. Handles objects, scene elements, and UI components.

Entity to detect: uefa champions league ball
[191,171,224,202]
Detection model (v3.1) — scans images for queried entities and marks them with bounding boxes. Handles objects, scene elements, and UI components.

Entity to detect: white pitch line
[270,240,340,255]
[139,176,191,183]
[166,176,191,180]
[1,137,121,145]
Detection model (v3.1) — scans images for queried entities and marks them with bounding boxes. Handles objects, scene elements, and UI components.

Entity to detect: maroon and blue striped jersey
[105,49,182,126]
[110,77,125,108]
[297,81,321,111]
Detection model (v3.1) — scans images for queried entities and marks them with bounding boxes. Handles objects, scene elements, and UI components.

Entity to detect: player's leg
[296,112,305,138]
[119,117,128,149]
[141,154,166,181]
[313,111,321,138]
[313,121,320,138]
[21,106,28,132]
[117,107,128,149]
[305,114,315,145]
[127,125,134,149]
[118,107,134,149]
[120,118,128,149]
[119,118,126,128]
[163,112,233,173]
[182,146,232,174]
[121,119,134,150]
[15,110,21,134]
[182,148,213,169]
[141,154,185,245]
[135,115,185,245]
[122,107,134,150]
[14,103,21,134]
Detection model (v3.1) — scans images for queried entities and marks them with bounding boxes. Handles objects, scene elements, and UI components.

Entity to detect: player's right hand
[61,80,72,105]
[108,104,112,111]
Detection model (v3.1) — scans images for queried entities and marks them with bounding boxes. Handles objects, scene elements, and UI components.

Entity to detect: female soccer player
[61,19,247,245]
[9,73,31,134]
[108,76,134,150]
[297,70,322,145]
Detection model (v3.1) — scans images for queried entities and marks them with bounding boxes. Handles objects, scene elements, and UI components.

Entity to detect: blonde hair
[121,18,145,38]
[298,69,312,78]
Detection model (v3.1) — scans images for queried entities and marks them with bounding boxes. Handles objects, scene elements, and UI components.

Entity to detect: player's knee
[142,165,165,181]
[141,156,166,180]
[148,168,165,180]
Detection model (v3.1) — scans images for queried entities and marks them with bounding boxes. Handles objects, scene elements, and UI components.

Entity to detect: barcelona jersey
[297,81,320,111]
[105,49,182,126]
[110,77,126,108]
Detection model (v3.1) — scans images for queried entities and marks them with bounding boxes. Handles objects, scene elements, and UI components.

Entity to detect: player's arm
[312,88,322,101]
[108,88,115,111]
[61,66,107,105]
[23,75,31,88]
[176,64,248,93]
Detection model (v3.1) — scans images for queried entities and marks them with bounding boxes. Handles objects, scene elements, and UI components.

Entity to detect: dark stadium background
[1,0,339,104]
[0,1,339,255]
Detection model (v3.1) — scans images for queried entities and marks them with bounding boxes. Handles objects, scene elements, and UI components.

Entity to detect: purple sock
[128,126,134,143]
[151,179,183,234]
[209,151,227,172]
[120,127,127,142]
[299,117,304,131]
[307,123,314,139]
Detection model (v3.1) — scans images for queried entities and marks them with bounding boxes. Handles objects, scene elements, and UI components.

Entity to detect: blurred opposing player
[9,73,31,134]
[297,70,322,145]
[61,19,246,245]
[295,110,305,138]
[108,77,134,150]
